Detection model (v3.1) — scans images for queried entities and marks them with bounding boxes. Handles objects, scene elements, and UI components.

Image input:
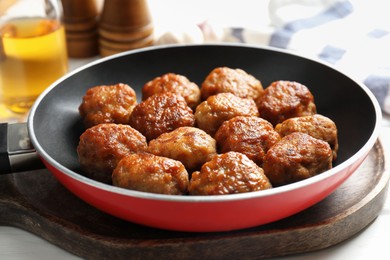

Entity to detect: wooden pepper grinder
[61,0,99,58]
[98,0,154,57]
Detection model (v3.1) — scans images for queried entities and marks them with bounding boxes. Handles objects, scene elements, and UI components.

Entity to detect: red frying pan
[1,44,382,232]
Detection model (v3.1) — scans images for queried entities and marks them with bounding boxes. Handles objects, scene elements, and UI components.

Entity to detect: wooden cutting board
[0,141,388,259]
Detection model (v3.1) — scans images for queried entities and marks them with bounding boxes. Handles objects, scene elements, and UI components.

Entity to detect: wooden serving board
[0,141,388,259]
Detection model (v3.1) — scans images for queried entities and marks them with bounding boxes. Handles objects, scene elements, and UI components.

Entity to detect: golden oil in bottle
[0,18,68,114]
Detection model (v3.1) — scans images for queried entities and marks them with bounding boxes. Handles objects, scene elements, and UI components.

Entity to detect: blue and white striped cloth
[223,0,390,114]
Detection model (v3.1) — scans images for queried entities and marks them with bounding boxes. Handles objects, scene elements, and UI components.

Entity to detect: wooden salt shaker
[61,0,99,58]
[98,0,154,56]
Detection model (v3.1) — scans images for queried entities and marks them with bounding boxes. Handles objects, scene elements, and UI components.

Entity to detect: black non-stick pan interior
[31,44,377,173]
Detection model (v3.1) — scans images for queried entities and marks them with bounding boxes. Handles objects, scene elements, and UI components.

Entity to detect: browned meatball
[148,126,217,172]
[129,92,195,141]
[201,67,263,102]
[275,114,338,160]
[77,123,148,184]
[189,151,272,195]
[79,83,137,128]
[112,153,189,195]
[142,73,201,110]
[215,116,281,166]
[257,81,316,126]
[263,132,332,186]
[195,92,259,137]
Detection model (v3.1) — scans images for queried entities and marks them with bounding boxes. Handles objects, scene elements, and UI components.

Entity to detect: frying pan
[5,44,382,232]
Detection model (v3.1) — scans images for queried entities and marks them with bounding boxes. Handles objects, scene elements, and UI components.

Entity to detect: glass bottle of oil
[0,0,68,116]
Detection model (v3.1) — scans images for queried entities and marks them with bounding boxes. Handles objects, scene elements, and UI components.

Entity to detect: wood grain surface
[0,141,388,259]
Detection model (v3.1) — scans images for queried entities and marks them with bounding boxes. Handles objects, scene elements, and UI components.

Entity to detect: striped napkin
[221,0,390,114]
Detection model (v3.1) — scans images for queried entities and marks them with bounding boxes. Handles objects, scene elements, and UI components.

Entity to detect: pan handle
[0,122,45,174]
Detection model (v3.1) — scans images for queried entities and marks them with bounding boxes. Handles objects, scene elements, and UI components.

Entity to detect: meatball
[79,83,137,128]
[275,114,338,160]
[195,92,259,136]
[201,67,263,102]
[263,132,332,186]
[148,126,217,173]
[129,92,195,141]
[77,123,148,184]
[189,151,272,195]
[257,81,316,126]
[112,153,189,195]
[215,116,281,166]
[142,73,201,110]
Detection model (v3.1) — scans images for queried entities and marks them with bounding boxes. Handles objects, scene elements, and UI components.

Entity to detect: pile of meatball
[77,67,338,196]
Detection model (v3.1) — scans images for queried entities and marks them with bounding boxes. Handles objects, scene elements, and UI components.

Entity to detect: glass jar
[0,0,68,117]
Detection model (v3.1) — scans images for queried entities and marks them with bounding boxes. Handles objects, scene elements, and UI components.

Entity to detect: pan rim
[27,43,383,203]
